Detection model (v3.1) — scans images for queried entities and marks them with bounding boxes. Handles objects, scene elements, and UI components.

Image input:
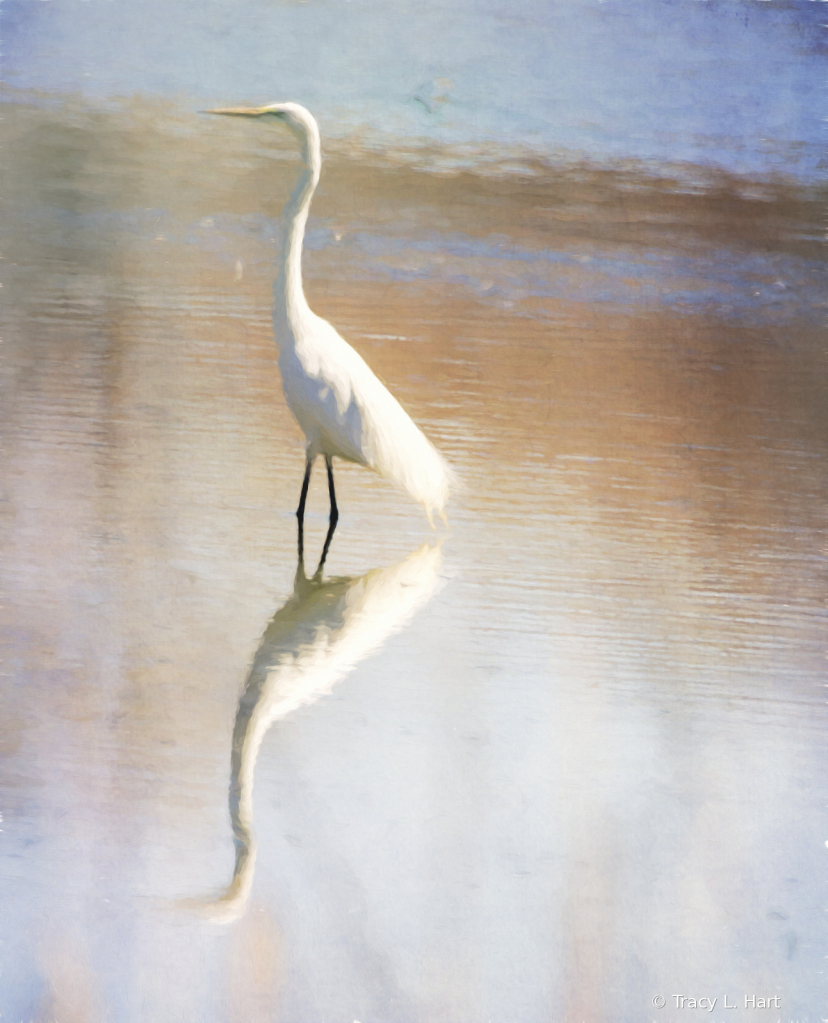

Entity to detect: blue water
[3,0,825,180]
[9,194,822,329]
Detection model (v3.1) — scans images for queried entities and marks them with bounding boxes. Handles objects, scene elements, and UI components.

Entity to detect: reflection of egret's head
[189,542,444,924]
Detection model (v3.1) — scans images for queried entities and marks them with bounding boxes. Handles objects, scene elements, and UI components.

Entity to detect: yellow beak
[205,106,268,117]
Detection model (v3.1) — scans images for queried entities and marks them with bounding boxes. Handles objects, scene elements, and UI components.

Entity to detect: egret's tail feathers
[361,387,454,520]
[319,335,456,519]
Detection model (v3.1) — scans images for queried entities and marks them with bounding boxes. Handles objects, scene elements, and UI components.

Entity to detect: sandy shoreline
[2,93,824,246]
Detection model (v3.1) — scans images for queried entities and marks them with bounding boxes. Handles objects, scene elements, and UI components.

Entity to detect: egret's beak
[205,106,269,117]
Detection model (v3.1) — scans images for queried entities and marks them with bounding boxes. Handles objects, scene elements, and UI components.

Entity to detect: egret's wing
[298,317,453,512]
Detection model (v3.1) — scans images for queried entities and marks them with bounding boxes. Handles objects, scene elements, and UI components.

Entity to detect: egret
[207,102,453,566]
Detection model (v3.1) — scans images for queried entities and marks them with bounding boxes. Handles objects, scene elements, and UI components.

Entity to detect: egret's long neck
[276,128,321,323]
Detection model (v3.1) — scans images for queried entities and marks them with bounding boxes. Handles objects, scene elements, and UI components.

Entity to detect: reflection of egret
[204,543,443,923]
[207,102,453,565]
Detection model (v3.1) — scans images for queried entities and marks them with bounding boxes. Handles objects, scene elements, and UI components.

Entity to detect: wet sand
[1,96,826,1021]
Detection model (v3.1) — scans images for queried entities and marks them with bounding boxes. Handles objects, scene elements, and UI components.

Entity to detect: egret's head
[206,102,318,145]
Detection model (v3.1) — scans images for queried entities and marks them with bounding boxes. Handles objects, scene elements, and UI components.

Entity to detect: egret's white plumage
[209,102,453,551]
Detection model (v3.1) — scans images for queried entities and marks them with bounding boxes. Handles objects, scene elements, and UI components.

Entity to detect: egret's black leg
[326,456,339,529]
[296,457,313,561]
[316,456,339,573]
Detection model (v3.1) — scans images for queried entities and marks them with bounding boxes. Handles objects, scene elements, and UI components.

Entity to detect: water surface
[1,91,826,1021]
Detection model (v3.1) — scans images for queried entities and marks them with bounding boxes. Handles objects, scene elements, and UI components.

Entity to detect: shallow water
[1,98,826,1021]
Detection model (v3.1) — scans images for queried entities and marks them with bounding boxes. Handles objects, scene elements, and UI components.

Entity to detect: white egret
[208,102,454,563]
